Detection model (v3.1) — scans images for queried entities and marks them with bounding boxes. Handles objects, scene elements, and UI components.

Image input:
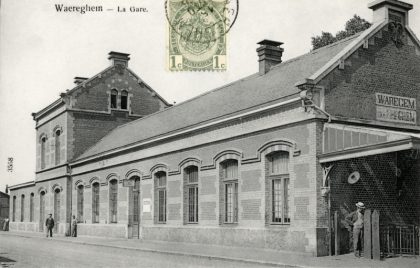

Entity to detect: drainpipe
[328,192,332,256]
[321,165,333,256]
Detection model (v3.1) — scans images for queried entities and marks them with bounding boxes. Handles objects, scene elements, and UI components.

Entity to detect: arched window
[77,185,84,222]
[39,191,45,231]
[55,129,61,165]
[220,160,238,224]
[110,89,118,109]
[30,193,34,222]
[92,182,100,223]
[21,194,25,222]
[54,188,61,232]
[154,171,167,223]
[266,151,290,224]
[41,136,47,169]
[184,166,198,223]
[12,196,16,221]
[109,179,118,223]
[121,90,128,110]
[132,177,141,223]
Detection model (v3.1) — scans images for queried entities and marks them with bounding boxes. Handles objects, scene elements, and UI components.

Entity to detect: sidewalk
[1,231,419,268]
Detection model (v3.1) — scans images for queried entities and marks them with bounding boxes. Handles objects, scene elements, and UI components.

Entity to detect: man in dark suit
[46,213,55,238]
[345,202,365,257]
[71,215,77,237]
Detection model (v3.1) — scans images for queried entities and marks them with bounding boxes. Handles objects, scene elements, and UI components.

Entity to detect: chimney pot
[368,0,413,25]
[108,51,130,67]
[257,40,284,75]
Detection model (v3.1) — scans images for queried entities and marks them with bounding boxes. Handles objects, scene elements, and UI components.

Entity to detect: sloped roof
[76,34,360,161]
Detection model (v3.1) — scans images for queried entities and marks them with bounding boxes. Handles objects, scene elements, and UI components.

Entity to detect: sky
[0,0,419,192]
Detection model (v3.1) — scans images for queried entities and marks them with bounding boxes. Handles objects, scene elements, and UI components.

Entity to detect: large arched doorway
[130,176,141,238]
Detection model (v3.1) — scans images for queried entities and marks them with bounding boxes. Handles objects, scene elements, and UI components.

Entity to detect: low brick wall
[9,222,39,233]
[141,226,313,253]
[77,223,127,238]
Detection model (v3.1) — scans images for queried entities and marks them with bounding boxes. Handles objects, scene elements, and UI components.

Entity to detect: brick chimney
[74,77,88,85]
[256,40,284,75]
[108,51,130,67]
[368,0,413,25]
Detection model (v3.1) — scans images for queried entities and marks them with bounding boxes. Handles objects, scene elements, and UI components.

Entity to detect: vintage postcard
[1,0,420,267]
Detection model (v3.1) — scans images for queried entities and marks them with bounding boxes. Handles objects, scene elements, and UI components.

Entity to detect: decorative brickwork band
[201,149,242,170]
[169,157,201,176]
[74,179,84,190]
[150,163,169,174]
[51,184,63,192]
[89,177,100,185]
[242,140,299,164]
[105,173,120,184]
[125,169,142,179]
[37,187,47,194]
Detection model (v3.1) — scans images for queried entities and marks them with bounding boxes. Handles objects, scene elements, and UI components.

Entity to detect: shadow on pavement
[0,256,16,263]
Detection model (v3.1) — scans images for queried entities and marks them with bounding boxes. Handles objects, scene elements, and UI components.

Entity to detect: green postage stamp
[166,0,238,71]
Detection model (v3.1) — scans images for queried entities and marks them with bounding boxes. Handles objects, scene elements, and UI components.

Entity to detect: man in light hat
[345,202,365,257]
[45,213,55,238]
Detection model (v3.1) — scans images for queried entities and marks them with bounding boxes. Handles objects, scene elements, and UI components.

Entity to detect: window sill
[267,223,291,227]
[221,222,238,227]
[110,108,129,112]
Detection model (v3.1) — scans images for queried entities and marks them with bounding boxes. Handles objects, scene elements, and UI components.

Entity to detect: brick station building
[8,0,420,256]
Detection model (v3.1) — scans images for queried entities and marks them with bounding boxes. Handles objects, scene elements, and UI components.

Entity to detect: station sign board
[375,93,416,125]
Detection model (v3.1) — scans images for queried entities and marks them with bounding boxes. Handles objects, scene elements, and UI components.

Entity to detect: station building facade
[8,0,420,256]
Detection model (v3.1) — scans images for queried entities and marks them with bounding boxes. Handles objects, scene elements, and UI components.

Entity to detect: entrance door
[131,177,141,238]
[39,191,45,232]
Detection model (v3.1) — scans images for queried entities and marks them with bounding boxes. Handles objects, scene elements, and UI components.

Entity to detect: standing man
[46,213,55,238]
[71,215,77,237]
[345,202,365,257]
[3,217,9,231]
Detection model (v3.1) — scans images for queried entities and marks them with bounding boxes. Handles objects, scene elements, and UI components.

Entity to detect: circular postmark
[165,0,238,71]
[165,0,239,43]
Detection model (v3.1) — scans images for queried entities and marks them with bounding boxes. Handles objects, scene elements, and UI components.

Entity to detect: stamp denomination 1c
[166,0,238,71]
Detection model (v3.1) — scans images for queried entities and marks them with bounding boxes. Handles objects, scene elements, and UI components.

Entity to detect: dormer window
[110,89,118,109]
[121,90,128,110]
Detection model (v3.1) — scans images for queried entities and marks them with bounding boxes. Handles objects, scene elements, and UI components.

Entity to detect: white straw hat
[356,202,365,209]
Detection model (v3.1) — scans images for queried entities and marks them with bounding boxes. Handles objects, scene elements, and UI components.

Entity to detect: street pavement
[0,231,419,268]
[0,233,271,268]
